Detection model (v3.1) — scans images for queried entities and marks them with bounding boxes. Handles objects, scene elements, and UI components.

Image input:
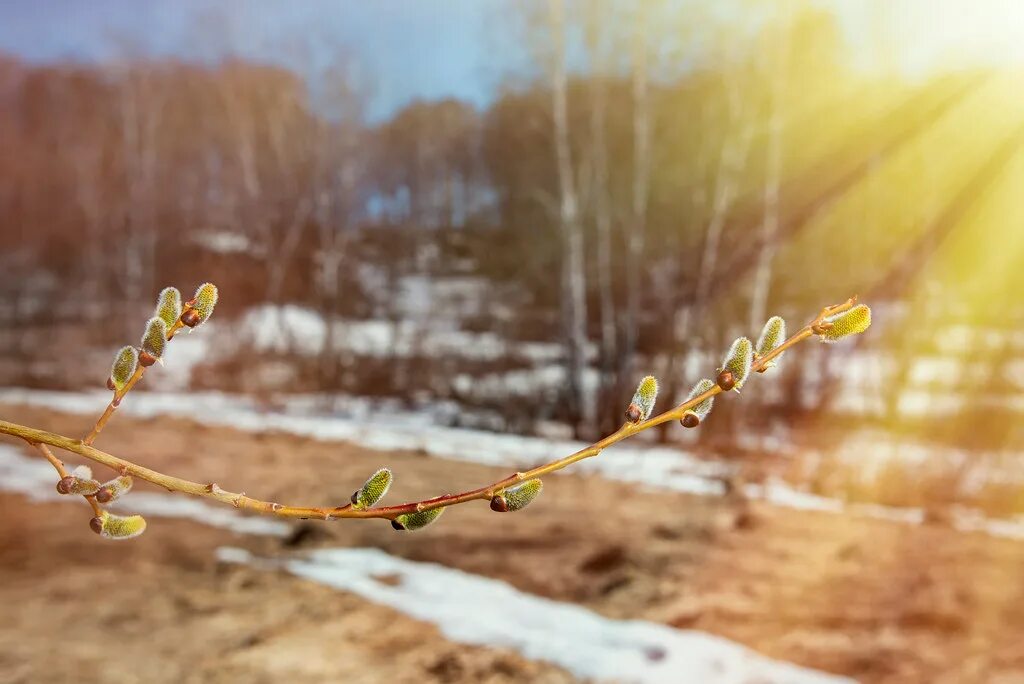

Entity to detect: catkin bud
[140,317,167,365]
[755,316,786,359]
[56,474,101,496]
[681,378,716,427]
[820,304,871,342]
[718,337,752,391]
[92,511,147,540]
[351,468,392,509]
[110,346,138,392]
[391,507,445,531]
[95,475,133,504]
[625,375,658,424]
[185,283,218,327]
[491,479,543,512]
[155,287,182,329]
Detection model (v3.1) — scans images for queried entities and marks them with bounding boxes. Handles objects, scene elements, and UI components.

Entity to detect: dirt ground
[3,404,1024,684]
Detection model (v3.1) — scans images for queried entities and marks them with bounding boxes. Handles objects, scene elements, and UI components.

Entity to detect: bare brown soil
[3,404,1024,683]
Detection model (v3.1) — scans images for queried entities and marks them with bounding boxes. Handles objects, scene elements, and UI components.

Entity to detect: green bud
[686,378,716,421]
[190,283,218,326]
[91,511,147,540]
[155,287,182,329]
[821,304,872,343]
[755,316,786,359]
[141,317,167,361]
[95,475,133,504]
[719,337,753,391]
[351,468,392,509]
[392,507,445,531]
[625,375,658,424]
[493,479,543,512]
[110,346,138,392]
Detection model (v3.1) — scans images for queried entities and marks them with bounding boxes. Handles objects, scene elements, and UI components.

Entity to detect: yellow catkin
[352,468,393,509]
[110,346,138,391]
[720,337,753,390]
[155,287,182,328]
[821,305,872,342]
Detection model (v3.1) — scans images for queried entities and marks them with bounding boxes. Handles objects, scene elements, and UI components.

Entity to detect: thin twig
[1,297,857,523]
[30,441,103,517]
[83,319,185,445]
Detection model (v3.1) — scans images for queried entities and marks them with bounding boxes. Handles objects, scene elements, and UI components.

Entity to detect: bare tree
[312,57,369,388]
[548,0,591,435]
[618,3,652,385]
[584,2,619,430]
[110,62,164,334]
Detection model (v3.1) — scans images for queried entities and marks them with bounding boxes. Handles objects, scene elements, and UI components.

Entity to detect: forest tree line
[1,1,1012,439]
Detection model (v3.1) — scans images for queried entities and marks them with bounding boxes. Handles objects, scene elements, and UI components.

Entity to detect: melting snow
[218,546,855,684]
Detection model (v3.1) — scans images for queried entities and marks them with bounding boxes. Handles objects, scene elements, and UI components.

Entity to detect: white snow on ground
[0,444,289,537]
[218,546,855,684]
[3,387,1024,542]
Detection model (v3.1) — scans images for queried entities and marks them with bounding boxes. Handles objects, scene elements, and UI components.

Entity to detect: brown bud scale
[391,519,406,531]
[716,370,736,392]
[181,309,201,328]
[106,377,116,391]
[56,477,73,494]
[681,412,700,429]
[138,350,157,367]
[490,495,509,512]
[624,404,642,425]
[89,517,103,535]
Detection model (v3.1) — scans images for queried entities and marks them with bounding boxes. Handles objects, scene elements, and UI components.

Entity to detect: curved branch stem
[1,297,856,523]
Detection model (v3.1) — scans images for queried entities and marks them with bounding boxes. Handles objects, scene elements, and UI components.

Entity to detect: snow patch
[218,546,854,684]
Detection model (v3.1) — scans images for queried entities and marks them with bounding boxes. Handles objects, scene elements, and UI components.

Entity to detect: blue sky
[1,1,1023,121]
[0,0,527,121]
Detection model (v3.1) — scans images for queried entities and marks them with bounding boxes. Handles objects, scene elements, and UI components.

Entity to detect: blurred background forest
[7,3,1024,682]
[2,0,1024,516]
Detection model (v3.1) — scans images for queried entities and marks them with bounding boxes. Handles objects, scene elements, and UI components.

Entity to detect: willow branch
[30,440,103,516]
[0,297,858,523]
[83,320,185,446]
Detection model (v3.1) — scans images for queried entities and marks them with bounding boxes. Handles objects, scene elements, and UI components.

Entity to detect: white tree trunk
[549,0,591,434]
[620,4,651,384]
[585,5,617,422]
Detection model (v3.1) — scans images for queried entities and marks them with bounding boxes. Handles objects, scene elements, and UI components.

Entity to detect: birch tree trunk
[549,0,591,436]
[585,3,618,431]
[619,4,651,388]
